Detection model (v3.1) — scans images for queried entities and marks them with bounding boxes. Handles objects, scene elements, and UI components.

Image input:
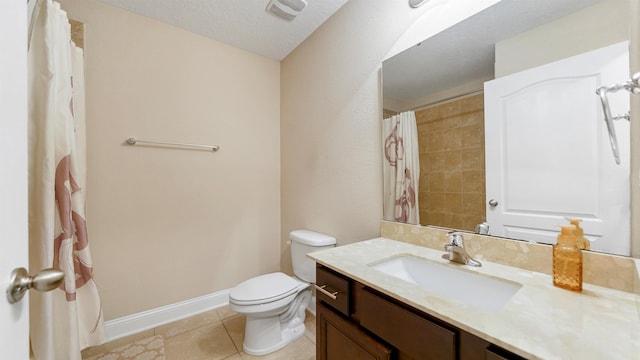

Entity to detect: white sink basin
[370,255,521,312]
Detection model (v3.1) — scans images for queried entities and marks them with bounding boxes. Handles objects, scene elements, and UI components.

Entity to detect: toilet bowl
[229,230,336,355]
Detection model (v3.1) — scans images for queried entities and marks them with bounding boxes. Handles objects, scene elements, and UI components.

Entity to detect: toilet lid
[230,272,300,305]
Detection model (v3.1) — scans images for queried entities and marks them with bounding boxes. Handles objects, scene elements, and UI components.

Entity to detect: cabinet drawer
[317,303,392,360]
[359,288,456,360]
[316,265,350,316]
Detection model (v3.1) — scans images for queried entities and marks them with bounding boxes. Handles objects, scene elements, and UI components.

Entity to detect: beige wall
[280,1,421,273]
[58,0,281,320]
[279,0,497,273]
[495,0,629,77]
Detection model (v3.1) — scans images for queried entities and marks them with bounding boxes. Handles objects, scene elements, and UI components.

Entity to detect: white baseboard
[105,289,230,341]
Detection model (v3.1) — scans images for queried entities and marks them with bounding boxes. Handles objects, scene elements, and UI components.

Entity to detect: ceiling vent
[266,0,308,21]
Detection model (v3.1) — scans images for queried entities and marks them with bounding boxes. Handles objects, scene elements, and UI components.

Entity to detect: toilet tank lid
[289,230,336,246]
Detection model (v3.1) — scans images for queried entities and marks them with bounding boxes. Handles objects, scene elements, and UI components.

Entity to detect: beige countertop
[308,237,640,360]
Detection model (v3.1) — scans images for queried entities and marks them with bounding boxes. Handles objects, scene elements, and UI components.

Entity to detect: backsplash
[381,220,638,294]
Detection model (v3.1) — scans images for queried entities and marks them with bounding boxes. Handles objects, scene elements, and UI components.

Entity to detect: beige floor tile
[222,354,242,360]
[304,314,316,344]
[216,305,240,321]
[164,322,236,360]
[222,315,246,351]
[84,305,316,360]
[155,309,221,338]
[81,329,155,358]
[239,336,316,360]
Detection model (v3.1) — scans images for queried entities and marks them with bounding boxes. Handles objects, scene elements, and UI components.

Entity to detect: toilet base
[243,320,306,356]
[241,288,311,356]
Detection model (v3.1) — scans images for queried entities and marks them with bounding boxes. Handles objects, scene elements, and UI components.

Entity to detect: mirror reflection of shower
[596,72,640,164]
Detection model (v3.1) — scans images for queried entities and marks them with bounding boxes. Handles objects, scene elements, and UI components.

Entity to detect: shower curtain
[382,111,420,224]
[28,0,107,359]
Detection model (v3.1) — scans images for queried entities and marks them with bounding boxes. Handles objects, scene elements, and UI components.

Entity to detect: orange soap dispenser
[553,224,583,292]
[565,217,590,250]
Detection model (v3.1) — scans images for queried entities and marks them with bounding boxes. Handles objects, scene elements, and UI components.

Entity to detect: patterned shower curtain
[382,111,420,224]
[28,0,107,359]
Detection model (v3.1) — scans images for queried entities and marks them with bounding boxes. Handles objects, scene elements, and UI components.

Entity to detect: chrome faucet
[442,231,481,267]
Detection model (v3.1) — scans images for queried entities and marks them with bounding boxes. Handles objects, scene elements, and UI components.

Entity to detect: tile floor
[81,306,317,360]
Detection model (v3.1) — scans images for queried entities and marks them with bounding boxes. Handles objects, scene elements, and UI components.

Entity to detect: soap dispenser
[553,225,583,291]
[565,217,590,250]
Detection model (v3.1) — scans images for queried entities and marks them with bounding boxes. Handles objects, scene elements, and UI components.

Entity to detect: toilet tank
[290,230,336,283]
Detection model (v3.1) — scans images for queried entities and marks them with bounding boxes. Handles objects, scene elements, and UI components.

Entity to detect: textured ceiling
[383,0,604,107]
[96,0,349,61]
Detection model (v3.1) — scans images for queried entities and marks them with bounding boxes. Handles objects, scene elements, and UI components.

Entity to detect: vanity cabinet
[316,265,527,360]
[317,303,392,360]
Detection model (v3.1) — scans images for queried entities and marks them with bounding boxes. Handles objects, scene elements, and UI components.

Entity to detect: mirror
[382,0,631,256]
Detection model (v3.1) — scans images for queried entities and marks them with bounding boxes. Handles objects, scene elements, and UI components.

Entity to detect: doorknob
[6,267,64,304]
[488,199,499,207]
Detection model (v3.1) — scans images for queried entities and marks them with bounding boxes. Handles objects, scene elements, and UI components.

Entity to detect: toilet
[229,230,336,355]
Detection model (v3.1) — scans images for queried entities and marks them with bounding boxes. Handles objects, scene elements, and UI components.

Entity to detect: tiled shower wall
[415,93,486,232]
[383,108,398,119]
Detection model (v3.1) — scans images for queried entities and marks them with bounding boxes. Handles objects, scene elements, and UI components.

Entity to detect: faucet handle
[475,222,490,235]
[446,231,464,247]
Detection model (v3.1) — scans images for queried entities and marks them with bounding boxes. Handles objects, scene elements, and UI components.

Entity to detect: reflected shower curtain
[382,111,420,224]
[28,0,107,359]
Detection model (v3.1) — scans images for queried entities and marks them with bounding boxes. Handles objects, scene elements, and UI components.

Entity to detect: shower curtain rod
[126,137,220,152]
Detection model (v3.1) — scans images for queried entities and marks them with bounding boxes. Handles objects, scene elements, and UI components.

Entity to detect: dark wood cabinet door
[317,302,392,360]
[358,288,456,360]
[459,330,491,360]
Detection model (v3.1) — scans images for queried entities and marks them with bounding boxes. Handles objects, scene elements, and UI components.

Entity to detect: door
[484,41,630,256]
[0,0,29,358]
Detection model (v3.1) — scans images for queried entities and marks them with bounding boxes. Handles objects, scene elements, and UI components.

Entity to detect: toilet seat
[229,272,302,306]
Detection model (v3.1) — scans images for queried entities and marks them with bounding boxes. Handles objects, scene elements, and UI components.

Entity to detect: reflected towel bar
[126,137,220,152]
[596,72,640,165]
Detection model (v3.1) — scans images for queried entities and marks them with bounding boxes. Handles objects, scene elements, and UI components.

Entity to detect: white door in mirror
[484,41,630,256]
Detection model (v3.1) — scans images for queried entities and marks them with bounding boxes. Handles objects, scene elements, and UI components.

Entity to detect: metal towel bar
[126,137,220,152]
[596,72,640,165]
